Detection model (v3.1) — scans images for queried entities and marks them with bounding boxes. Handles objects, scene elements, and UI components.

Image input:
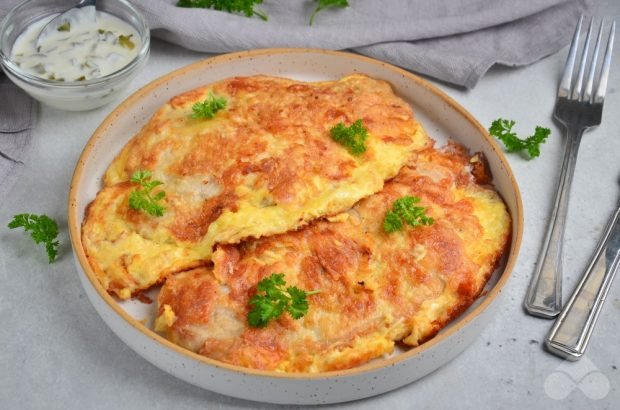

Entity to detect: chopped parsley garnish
[118,34,135,50]
[57,22,71,32]
[128,170,166,217]
[8,214,60,263]
[247,273,319,328]
[489,118,551,159]
[330,119,368,155]
[310,0,349,25]
[191,92,228,119]
[177,0,268,21]
[383,196,433,233]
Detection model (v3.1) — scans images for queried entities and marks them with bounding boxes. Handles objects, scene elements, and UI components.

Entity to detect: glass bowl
[0,0,150,111]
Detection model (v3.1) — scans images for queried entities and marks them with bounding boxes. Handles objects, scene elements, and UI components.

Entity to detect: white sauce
[11,6,140,82]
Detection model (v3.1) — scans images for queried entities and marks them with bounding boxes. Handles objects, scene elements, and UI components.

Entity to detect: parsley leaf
[191,92,228,119]
[309,0,349,25]
[383,210,403,233]
[330,119,368,156]
[247,273,319,327]
[128,170,166,217]
[177,0,268,21]
[489,118,551,159]
[8,214,60,263]
[383,196,433,233]
[57,22,71,32]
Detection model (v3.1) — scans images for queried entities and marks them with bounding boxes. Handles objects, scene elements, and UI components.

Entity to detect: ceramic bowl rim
[67,47,524,381]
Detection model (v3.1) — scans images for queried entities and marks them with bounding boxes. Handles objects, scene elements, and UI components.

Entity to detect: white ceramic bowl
[68,49,523,405]
[0,0,150,111]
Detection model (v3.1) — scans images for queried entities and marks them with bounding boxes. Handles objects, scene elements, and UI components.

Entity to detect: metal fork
[525,17,616,318]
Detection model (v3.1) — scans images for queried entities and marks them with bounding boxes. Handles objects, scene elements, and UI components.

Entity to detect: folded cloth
[131,0,593,88]
[0,74,36,200]
[0,3,38,200]
[0,0,593,87]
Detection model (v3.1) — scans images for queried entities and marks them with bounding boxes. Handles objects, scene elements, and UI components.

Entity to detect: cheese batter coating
[155,145,511,372]
[82,75,431,298]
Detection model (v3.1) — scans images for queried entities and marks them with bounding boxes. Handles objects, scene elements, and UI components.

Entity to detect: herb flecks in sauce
[11,6,140,82]
[118,34,135,50]
[57,22,71,32]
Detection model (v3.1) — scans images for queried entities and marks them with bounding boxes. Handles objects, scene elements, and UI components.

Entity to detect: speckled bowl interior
[68,49,523,405]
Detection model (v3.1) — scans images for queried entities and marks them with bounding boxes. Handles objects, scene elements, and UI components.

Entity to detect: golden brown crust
[469,151,493,186]
[82,75,431,299]
[155,145,511,372]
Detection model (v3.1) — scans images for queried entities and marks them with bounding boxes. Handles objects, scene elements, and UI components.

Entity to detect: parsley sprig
[383,196,434,233]
[8,214,60,263]
[128,171,166,217]
[330,119,368,156]
[247,273,319,328]
[191,92,228,119]
[310,0,349,25]
[177,0,268,21]
[489,118,551,159]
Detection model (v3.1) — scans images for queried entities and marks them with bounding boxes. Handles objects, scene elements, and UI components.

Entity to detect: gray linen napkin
[0,2,37,200]
[0,74,36,200]
[0,0,593,87]
[132,0,593,88]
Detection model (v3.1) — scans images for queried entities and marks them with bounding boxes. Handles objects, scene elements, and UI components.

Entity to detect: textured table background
[1,1,619,408]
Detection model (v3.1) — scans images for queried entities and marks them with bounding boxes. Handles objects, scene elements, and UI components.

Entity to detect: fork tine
[584,21,604,103]
[572,18,593,101]
[594,20,616,104]
[559,16,583,98]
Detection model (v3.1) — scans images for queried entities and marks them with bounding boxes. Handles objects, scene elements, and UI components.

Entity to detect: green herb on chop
[191,91,228,119]
[128,170,166,217]
[330,119,368,155]
[384,196,434,233]
[248,273,319,328]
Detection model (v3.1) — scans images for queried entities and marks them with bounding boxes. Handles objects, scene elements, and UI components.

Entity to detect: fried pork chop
[154,145,511,372]
[82,75,431,299]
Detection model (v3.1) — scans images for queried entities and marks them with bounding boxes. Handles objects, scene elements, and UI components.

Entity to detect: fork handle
[546,203,620,360]
[524,127,584,318]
